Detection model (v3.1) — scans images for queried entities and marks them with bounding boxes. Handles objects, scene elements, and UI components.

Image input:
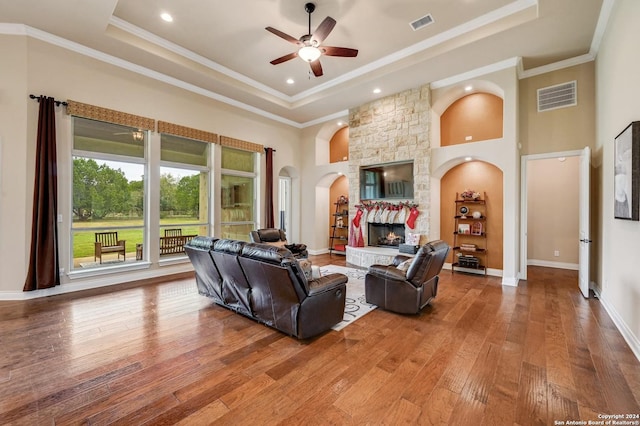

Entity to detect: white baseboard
[501,275,519,287]
[0,263,194,301]
[527,259,579,270]
[443,263,506,280]
[594,288,640,363]
[308,248,329,255]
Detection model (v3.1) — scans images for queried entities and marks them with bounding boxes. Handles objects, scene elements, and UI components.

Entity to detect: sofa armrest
[367,264,407,281]
[307,273,348,296]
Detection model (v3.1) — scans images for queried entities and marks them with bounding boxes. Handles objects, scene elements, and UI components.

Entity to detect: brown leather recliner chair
[364,240,450,314]
[249,228,308,258]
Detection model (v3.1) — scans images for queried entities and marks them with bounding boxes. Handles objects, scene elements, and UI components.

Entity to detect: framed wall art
[614,121,640,220]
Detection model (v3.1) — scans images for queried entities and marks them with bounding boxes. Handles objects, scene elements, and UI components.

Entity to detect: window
[159,134,210,257]
[71,117,146,269]
[220,147,257,240]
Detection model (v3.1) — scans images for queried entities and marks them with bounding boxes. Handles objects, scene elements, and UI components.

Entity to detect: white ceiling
[0,0,606,127]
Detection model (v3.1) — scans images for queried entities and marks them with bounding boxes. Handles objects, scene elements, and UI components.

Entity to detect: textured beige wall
[519,62,596,155]
[595,0,640,353]
[0,36,30,294]
[0,35,300,295]
[527,157,579,264]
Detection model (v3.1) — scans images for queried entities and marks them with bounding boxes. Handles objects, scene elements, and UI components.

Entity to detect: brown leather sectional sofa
[185,236,348,339]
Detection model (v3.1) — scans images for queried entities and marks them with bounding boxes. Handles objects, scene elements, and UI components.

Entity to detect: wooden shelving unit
[452,192,487,275]
[329,199,348,255]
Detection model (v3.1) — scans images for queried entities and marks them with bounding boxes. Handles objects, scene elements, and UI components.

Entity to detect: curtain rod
[264,147,276,153]
[29,94,68,107]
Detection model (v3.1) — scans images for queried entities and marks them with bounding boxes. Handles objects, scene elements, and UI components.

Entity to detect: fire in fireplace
[368,223,405,248]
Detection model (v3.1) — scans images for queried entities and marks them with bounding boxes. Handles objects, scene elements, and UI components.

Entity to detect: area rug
[320,265,377,331]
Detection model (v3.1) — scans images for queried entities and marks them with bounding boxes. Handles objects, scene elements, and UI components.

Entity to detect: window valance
[158,121,218,144]
[66,100,154,131]
[220,136,263,153]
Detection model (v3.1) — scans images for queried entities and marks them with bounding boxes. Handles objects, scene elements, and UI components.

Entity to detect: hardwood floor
[1,257,638,425]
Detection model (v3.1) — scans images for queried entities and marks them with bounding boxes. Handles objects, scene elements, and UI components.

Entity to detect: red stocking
[406,207,419,229]
[352,208,364,227]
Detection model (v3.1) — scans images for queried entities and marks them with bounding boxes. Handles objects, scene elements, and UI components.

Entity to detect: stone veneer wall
[348,84,431,245]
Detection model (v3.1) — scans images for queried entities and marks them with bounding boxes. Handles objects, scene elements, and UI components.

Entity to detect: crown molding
[301,110,349,128]
[590,0,616,56]
[518,53,595,79]
[431,57,520,89]
[291,0,538,102]
[0,24,302,128]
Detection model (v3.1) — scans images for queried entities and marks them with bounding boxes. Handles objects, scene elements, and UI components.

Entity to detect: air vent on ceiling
[537,81,577,112]
[410,13,434,31]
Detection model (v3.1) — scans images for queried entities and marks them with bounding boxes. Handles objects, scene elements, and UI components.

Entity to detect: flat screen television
[359,161,414,200]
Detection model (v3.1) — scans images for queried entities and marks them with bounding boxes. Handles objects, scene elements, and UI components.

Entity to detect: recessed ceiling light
[337,121,344,126]
[286,78,295,84]
[373,88,381,94]
[465,157,473,161]
[160,12,173,22]
[465,85,472,92]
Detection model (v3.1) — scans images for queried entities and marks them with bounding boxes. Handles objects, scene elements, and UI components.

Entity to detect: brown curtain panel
[264,147,275,228]
[24,97,60,291]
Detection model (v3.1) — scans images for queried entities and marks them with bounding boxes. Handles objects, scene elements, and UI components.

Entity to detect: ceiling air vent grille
[537,81,577,112]
[410,14,434,31]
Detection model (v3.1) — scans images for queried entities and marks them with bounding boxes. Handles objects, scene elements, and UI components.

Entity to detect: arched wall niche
[439,160,504,271]
[431,68,519,284]
[328,175,349,247]
[329,126,349,163]
[315,121,347,166]
[432,80,504,115]
[312,172,347,253]
[440,93,504,146]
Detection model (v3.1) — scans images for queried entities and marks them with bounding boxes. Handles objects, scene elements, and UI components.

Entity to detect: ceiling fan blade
[310,59,323,77]
[265,27,302,46]
[311,17,336,45]
[270,52,298,65]
[321,46,358,57]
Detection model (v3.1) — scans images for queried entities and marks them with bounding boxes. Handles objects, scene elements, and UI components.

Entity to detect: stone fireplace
[368,223,405,248]
[345,84,432,268]
[347,84,431,247]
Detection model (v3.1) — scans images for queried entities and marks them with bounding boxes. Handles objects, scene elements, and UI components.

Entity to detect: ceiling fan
[266,2,358,77]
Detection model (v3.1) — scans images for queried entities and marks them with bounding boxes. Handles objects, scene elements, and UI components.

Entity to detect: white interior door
[578,146,592,298]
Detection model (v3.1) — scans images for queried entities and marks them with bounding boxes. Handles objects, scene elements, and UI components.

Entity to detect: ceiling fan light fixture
[298,46,321,62]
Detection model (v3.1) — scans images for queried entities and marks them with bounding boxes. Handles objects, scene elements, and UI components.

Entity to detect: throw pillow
[396,258,413,272]
[298,259,313,279]
[311,265,322,280]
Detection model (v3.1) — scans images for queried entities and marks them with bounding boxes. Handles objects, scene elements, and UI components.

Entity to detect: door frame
[519,149,584,281]
[278,176,292,233]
